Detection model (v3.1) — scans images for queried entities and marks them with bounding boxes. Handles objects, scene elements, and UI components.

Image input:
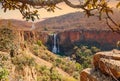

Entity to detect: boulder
[80,68,97,81]
[93,49,120,79]
[80,68,115,81]
[80,49,120,81]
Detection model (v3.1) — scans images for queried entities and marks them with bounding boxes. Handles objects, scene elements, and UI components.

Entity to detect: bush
[32,44,40,56]
[0,27,15,51]
[50,68,62,81]
[62,76,77,81]
[75,63,82,71]
[73,72,80,80]
[12,54,36,70]
[44,27,48,31]
[0,67,9,80]
[36,40,42,46]
[36,65,62,81]
[91,46,101,53]
[83,49,92,55]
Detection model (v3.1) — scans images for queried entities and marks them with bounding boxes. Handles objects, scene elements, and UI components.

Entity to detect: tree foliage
[0,0,120,33]
[0,27,15,51]
[73,45,101,68]
[0,66,9,81]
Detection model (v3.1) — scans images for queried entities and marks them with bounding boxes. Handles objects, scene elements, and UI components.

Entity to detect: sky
[0,0,81,21]
[0,0,117,21]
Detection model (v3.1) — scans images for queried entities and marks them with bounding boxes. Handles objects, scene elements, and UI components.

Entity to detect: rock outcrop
[57,30,120,54]
[80,49,120,81]
[13,30,49,44]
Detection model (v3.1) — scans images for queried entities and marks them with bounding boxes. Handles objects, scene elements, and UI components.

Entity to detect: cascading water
[30,22,35,30]
[52,34,60,53]
[57,38,60,53]
[52,34,57,53]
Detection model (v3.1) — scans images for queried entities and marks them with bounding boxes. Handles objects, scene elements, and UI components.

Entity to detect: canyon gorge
[4,28,120,55]
[0,10,120,81]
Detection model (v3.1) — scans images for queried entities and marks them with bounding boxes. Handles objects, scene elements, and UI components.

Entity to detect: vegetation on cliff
[31,40,82,80]
[0,27,15,51]
[0,27,79,81]
[0,26,101,81]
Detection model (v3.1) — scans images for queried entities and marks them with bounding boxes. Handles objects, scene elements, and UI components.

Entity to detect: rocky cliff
[2,28,120,55]
[80,49,120,81]
[0,28,77,81]
[13,30,49,45]
[0,19,120,55]
[57,29,120,54]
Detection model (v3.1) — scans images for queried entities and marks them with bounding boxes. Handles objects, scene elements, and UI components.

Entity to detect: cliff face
[80,49,120,81]
[6,28,120,55]
[57,30,120,54]
[13,30,49,45]
[12,29,120,55]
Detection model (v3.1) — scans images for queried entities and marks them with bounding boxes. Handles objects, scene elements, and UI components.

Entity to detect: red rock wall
[13,30,49,44]
[83,31,120,45]
[13,29,120,53]
[58,30,120,49]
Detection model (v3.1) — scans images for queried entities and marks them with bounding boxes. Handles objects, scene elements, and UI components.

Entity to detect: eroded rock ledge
[80,49,120,81]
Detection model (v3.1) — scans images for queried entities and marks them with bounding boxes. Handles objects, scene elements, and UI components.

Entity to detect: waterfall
[30,22,35,30]
[52,34,60,53]
[57,38,60,53]
[52,34,57,53]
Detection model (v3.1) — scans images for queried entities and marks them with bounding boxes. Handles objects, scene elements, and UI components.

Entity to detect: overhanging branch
[18,0,63,6]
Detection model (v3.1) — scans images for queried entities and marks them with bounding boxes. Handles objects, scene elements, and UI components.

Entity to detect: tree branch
[63,0,90,9]
[18,0,63,6]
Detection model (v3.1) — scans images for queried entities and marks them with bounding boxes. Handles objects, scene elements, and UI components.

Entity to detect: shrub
[75,63,82,71]
[73,72,80,80]
[36,66,62,81]
[36,40,42,46]
[50,69,62,81]
[0,53,9,61]
[55,58,62,66]
[39,75,50,81]
[80,46,88,52]
[62,76,77,81]
[0,67,9,81]
[0,27,15,51]
[83,49,92,55]
[12,54,36,70]
[91,46,101,53]
[44,27,48,31]
[32,44,39,56]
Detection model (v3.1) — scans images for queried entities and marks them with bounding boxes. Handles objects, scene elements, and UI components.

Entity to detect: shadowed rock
[80,49,120,81]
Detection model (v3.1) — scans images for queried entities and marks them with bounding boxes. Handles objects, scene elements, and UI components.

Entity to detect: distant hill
[0,19,32,30]
[0,9,119,32]
[35,9,120,32]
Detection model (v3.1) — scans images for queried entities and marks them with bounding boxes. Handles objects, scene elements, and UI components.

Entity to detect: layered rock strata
[80,49,120,81]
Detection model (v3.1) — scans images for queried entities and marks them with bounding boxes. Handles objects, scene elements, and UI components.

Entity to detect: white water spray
[30,22,35,30]
[52,34,58,53]
[57,38,60,53]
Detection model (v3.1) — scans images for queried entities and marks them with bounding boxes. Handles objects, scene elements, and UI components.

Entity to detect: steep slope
[26,48,70,77]
[0,28,80,81]
[0,48,74,81]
